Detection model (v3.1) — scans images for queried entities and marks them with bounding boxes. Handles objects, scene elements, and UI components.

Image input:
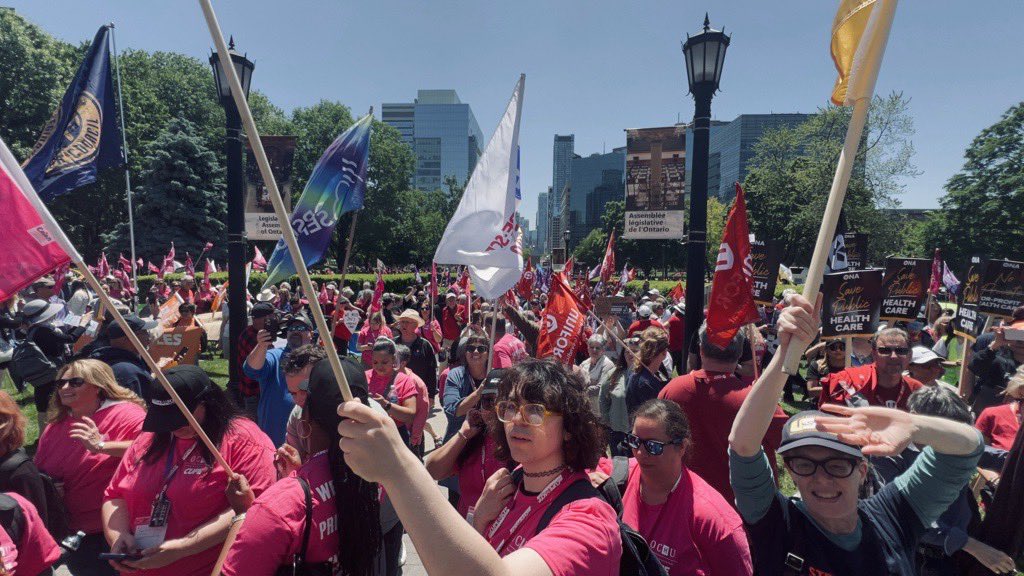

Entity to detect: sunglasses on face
[466,345,489,354]
[56,377,87,388]
[826,342,846,352]
[625,434,682,456]
[783,456,859,478]
[496,401,559,427]
[479,396,496,411]
[287,325,310,333]
[876,346,911,357]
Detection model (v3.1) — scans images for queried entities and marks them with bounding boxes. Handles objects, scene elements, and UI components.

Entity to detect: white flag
[433,74,524,273]
[469,226,525,300]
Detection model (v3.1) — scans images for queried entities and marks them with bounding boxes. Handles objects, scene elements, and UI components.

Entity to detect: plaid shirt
[235,325,261,397]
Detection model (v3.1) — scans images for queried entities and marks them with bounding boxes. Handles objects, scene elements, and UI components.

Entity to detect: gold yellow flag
[830,0,879,106]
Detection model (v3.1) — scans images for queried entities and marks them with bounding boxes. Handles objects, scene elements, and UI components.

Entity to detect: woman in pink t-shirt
[0,492,61,575]
[339,358,622,576]
[220,359,381,576]
[364,339,423,451]
[425,374,512,518]
[101,366,276,576]
[417,302,443,354]
[35,359,146,576]
[357,313,392,367]
[620,399,752,575]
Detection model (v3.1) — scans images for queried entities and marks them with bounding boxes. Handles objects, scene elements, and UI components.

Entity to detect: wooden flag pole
[199,0,354,402]
[0,139,233,473]
[338,210,359,290]
[844,336,853,368]
[782,1,898,375]
[485,302,499,374]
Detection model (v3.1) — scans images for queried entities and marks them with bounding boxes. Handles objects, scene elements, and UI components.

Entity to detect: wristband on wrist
[96,440,105,452]
[231,513,246,526]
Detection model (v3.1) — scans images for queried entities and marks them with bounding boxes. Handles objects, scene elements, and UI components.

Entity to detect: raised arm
[729,296,819,457]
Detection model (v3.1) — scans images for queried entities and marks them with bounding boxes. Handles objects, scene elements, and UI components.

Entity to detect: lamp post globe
[681,14,729,372]
[209,36,254,403]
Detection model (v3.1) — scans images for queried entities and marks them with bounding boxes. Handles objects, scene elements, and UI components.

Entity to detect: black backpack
[513,458,669,576]
[0,449,71,541]
[0,492,26,546]
[8,326,60,389]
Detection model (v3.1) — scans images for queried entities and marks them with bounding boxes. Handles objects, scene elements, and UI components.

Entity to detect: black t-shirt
[746,483,924,576]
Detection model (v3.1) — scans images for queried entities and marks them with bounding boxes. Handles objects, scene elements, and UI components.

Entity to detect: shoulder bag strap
[297,477,313,563]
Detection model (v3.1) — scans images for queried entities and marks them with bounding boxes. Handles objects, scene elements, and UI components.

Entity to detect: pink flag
[52,263,71,294]
[369,271,385,314]
[318,283,329,304]
[251,246,267,272]
[97,253,110,279]
[204,241,214,252]
[203,259,214,293]
[928,248,942,296]
[0,141,72,302]
[147,261,161,275]
[118,253,133,275]
[184,252,195,276]
[137,257,144,270]
[161,243,176,275]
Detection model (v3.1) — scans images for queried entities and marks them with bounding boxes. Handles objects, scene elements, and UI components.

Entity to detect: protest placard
[953,255,985,340]
[751,238,781,306]
[821,269,883,338]
[844,233,869,269]
[977,258,1024,319]
[594,296,634,330]
[880,258,931,322]
[148,326,203,365]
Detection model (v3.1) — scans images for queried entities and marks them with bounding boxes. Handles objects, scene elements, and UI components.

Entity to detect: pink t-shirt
[358,325,392,366]
[365,370,426,446]
[417,319,442,353]
[222,452,339,576]
[0,492,60,575]
[492,334,528,369]
[484,470,621,576]
[103,418,276,576]
[438,366,452,401]
[35,401,146,534]
[621,460,751,575]
[453,435,506,518]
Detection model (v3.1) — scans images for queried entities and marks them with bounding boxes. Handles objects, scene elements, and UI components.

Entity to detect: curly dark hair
[489,359,605,471]
[282,344,327,375]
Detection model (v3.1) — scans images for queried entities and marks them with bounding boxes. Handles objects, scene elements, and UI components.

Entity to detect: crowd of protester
[0,268,1020,575]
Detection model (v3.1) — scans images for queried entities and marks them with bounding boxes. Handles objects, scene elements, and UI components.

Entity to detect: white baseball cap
[910,346,942,365]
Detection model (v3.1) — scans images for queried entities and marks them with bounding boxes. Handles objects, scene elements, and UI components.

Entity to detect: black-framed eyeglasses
[783,456,859,478]
[478,396,496,411]
[876,346,910,357]
[466,345,489,354]
[625,433,682,456]
[56,377,87,388]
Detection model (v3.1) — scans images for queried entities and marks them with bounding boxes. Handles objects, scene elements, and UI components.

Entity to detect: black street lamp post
[682,14,729,371]
[210,37,254,399]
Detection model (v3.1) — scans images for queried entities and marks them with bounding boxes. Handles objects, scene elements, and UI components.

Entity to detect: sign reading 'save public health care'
[821,270,883,338]
[953,255,985,340]
[879,258,930,322]
[750,238,781,305]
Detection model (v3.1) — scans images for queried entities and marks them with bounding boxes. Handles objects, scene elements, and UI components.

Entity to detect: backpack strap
[781,498,808,576]
[297,477,313,562]
[535,478,600,535]
[0,449,31,487]
[0,493,25,547]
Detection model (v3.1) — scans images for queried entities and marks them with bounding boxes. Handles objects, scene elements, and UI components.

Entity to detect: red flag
[430,262,438,302]
[251,245,267,272]
[184,252,195,276]
[118,253,132,275]
[563,256,574,279]
[706,183,759,348]
[516,258,535,300]
[136,257,144,271]
[113,268,135,296]
[318,283,329,304]
[97,253,110,279]
[147,261,161,275]
[0,156,71,301]
[536,273,586,365]
[574,280,594,314]
[458,267,471,296]
[203,259,214,293]
[161,243,176,275]
[669,281,684,303]
[369,271,385,314]
[599,231,616,284]
[52,263,71,293]
[928,248,942,296]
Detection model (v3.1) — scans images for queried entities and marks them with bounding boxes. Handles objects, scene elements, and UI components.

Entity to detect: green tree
[914,102,1024,271]
[104,119,226,262]
[743,93,921,266]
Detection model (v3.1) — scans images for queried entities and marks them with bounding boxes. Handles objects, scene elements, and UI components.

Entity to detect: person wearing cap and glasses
[233,302,275,418]
[907,346,953,389]
[728,295,984,576]
[818,328,924,410]
[102,365,276,575]
[426,369,513,520]
[244,313,316,447]
[805,339,850,401]
[89,314,160,403]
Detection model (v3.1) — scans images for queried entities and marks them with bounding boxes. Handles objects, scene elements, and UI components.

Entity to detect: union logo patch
[25,92,103,175]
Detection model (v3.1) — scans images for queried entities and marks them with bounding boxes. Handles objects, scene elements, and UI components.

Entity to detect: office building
[382,89,485,191]
[536,189,550,254]
[551,135,575,250]
[568,149,625,246]
[685,113,809,200]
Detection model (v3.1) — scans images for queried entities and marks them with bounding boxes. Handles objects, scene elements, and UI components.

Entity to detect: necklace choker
[523,464,567,478]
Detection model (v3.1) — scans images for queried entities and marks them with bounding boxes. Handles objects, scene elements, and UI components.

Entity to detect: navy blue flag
[23,25,123,201]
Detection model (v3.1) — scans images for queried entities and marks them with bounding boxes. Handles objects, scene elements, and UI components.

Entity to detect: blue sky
[10,1,1023,225]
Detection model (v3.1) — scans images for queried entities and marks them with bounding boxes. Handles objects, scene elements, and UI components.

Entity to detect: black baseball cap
[288,312,314,330]
[106,315,159,341]
[143,365,213,433]
[305,357,369,430]
[777,410,863,459]
[250,302,276,319]
[480,369,506,397]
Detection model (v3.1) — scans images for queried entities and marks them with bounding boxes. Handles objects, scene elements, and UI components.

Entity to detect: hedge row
[136,272,419,297]
[622,280,803,301]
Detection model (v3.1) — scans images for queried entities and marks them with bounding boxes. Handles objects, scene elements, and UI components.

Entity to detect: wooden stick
[782,1,898,375]
[485,302,498,374]
[199,0,353,402]
[339,210,359,290]
[957,315,992,400]
[844,336,853,368]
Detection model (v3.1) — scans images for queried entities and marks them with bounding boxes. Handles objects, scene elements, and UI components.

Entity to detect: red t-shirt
[621,460,752,575]
[365,370,427,446]
[35,401,146,534]
[492,333,528,369]
[667,315,685,352]
[222,452,340,576]
[357,325,392,367]
[441,306,462,340]
[483,469,621,575]
[453,436,506,518]
[818,364,923,410]
[418,319,442,353]
[628,319,664,337]
[0,492,60,575]
[331,307,356,341]
[976,402,1022,451]
[659,370,787,503]
[103,418,276,576]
